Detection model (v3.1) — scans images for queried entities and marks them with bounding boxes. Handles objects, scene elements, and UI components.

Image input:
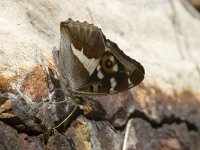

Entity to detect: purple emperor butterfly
[53,18,145,97]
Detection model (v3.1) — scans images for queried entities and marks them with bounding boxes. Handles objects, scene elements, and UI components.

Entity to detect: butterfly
[53,18,145,97]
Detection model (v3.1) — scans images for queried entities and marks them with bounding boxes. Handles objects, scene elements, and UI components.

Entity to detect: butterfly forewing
[54,19,106,92]
[54,18,145,96]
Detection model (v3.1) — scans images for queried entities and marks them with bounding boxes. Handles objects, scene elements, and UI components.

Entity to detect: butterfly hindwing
[76,40,145,95]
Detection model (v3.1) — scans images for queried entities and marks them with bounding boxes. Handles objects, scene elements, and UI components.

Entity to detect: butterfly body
[53,18,144,97]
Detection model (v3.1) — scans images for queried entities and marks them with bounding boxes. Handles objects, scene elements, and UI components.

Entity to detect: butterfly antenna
[104,121,117,133]
[53,105,78,129]
[94,120,100,131]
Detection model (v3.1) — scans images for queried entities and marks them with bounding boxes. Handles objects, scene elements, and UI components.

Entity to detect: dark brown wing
[53,18,105,91]
[75,39,145,96]
[53,18,145,96]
